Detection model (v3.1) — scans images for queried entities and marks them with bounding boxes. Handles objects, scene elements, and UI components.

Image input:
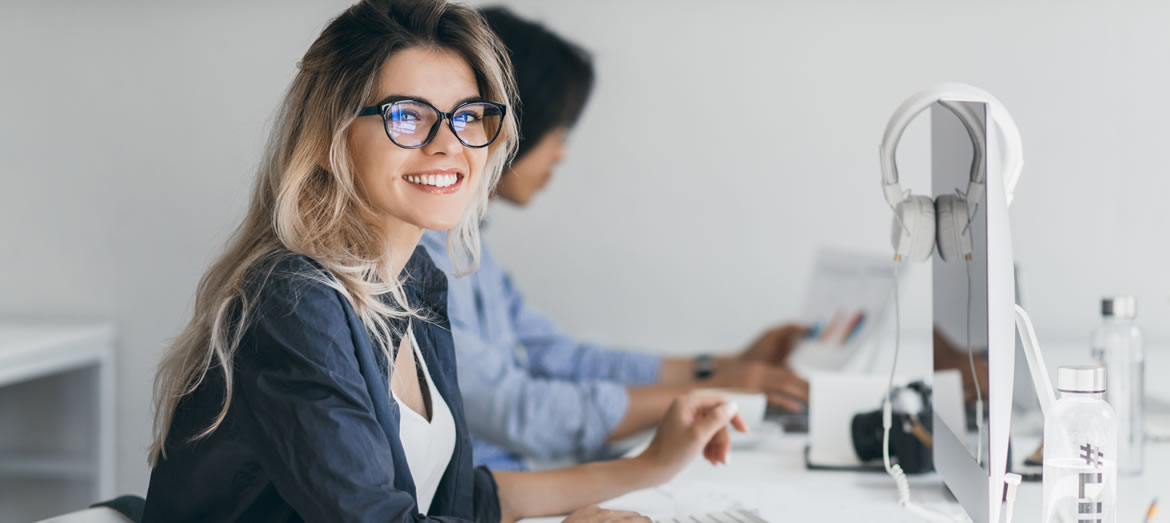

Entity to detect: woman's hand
[495,393,743,522]
[562,505,650,523]
[636,392,748,484]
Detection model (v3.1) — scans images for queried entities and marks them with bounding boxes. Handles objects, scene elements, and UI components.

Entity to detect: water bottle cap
[1057,365,1106,394]
[1102,296,1137,319]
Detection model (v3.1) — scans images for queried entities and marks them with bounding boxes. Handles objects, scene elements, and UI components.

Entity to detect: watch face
[695,354,714,378]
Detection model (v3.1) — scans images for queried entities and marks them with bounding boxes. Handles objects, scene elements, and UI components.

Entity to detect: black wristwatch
[694,353,715,380]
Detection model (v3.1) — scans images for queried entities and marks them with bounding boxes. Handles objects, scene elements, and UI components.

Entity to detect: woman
[143,1,742,522]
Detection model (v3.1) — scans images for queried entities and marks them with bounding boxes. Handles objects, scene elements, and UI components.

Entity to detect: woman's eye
[393,110,421,121]
[454,111,480,124]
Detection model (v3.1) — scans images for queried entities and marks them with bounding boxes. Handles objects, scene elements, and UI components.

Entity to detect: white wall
[2,0,1167,508]
[0,0,353,513]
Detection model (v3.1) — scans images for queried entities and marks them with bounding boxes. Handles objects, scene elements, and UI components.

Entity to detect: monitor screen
[932,100,990,466]
[930,100,1002,523]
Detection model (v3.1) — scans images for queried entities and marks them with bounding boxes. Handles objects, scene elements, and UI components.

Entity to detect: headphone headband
[879,83,1023,208]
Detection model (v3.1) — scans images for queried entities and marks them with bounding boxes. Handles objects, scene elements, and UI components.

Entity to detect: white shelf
[0,321,117,501]
[0,323,114,388]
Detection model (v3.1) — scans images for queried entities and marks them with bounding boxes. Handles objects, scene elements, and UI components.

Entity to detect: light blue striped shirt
[420,230,661,470]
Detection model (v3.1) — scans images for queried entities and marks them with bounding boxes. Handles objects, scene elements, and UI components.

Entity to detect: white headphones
[880,83,1024,263]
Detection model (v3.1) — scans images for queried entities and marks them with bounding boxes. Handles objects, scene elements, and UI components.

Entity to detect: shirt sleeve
[234,266,491,523]
[451,321,630,461]
[499,270,661,386]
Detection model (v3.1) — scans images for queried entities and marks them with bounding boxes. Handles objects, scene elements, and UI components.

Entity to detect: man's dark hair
[479,6,594,160]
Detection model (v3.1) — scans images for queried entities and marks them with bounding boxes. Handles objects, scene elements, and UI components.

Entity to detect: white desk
[525,340,1169,522]
[564,431,1168,522]
[0,323,117,503]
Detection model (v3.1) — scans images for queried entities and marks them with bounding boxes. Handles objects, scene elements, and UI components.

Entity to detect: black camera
[850,381,934,474]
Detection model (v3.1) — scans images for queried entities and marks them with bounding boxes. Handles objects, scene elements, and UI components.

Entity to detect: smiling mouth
[402,172,465,194]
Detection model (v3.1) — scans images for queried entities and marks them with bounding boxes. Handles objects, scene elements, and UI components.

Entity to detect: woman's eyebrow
[451,95,489,107]
[371,94,489,110]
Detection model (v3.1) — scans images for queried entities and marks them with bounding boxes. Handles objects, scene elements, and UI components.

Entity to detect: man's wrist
[693,354,715,380]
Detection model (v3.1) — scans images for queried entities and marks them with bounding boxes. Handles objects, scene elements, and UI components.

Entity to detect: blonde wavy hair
[149,0,517,464]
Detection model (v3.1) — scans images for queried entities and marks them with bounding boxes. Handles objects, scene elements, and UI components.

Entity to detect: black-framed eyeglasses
[357,98,507,149]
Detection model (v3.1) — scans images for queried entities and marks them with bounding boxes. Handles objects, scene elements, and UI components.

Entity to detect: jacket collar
[402,245,448,312]
[384,245,450,340]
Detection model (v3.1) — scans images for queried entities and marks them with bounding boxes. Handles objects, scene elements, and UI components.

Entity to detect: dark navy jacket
[143,249,501,523]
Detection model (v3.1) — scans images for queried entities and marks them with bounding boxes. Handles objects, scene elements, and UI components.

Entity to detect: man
[421,7,808,471]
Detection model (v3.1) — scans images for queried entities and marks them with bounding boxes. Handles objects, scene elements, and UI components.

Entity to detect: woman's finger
[729,412,749,433]
[705,425,731,465]
[695,401,737,439]
[679,391,733,412]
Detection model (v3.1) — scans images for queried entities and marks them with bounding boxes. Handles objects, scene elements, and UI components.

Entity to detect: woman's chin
[414,217,461,233]
[392,204,465,233]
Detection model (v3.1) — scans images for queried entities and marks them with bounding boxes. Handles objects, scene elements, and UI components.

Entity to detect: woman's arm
[605,384,692,442]
[494,393,745,523]
[493,456,663,523]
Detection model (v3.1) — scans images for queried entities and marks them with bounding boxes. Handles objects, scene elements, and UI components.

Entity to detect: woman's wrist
[630,446,677,488]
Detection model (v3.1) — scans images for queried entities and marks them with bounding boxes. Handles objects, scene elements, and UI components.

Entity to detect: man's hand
[739,324,809,367]
[706,360,808,412]
[933,328,990,404]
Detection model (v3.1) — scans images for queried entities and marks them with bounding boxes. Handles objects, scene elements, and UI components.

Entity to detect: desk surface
[552,434,1168,522]
[525,341,1169,522]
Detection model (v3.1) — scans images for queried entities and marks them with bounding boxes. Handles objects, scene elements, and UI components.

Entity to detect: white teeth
[407,174,459,187]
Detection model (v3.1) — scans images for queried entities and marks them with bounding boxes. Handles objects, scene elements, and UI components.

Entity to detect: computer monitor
[931,100,1017,523]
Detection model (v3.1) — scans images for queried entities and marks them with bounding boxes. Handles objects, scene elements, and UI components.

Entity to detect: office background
[1,0,1166,513]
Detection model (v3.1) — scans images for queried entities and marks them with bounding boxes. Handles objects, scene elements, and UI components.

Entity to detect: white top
[392,326,457,515]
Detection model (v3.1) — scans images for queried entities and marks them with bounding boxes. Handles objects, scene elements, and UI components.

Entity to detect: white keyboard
[657,509,768,523]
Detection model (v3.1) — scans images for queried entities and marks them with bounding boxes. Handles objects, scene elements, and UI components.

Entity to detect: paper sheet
[788,248,900,373]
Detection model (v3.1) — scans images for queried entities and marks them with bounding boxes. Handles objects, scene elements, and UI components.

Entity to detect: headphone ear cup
[890,194,936,263]
[935,194,973,262]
